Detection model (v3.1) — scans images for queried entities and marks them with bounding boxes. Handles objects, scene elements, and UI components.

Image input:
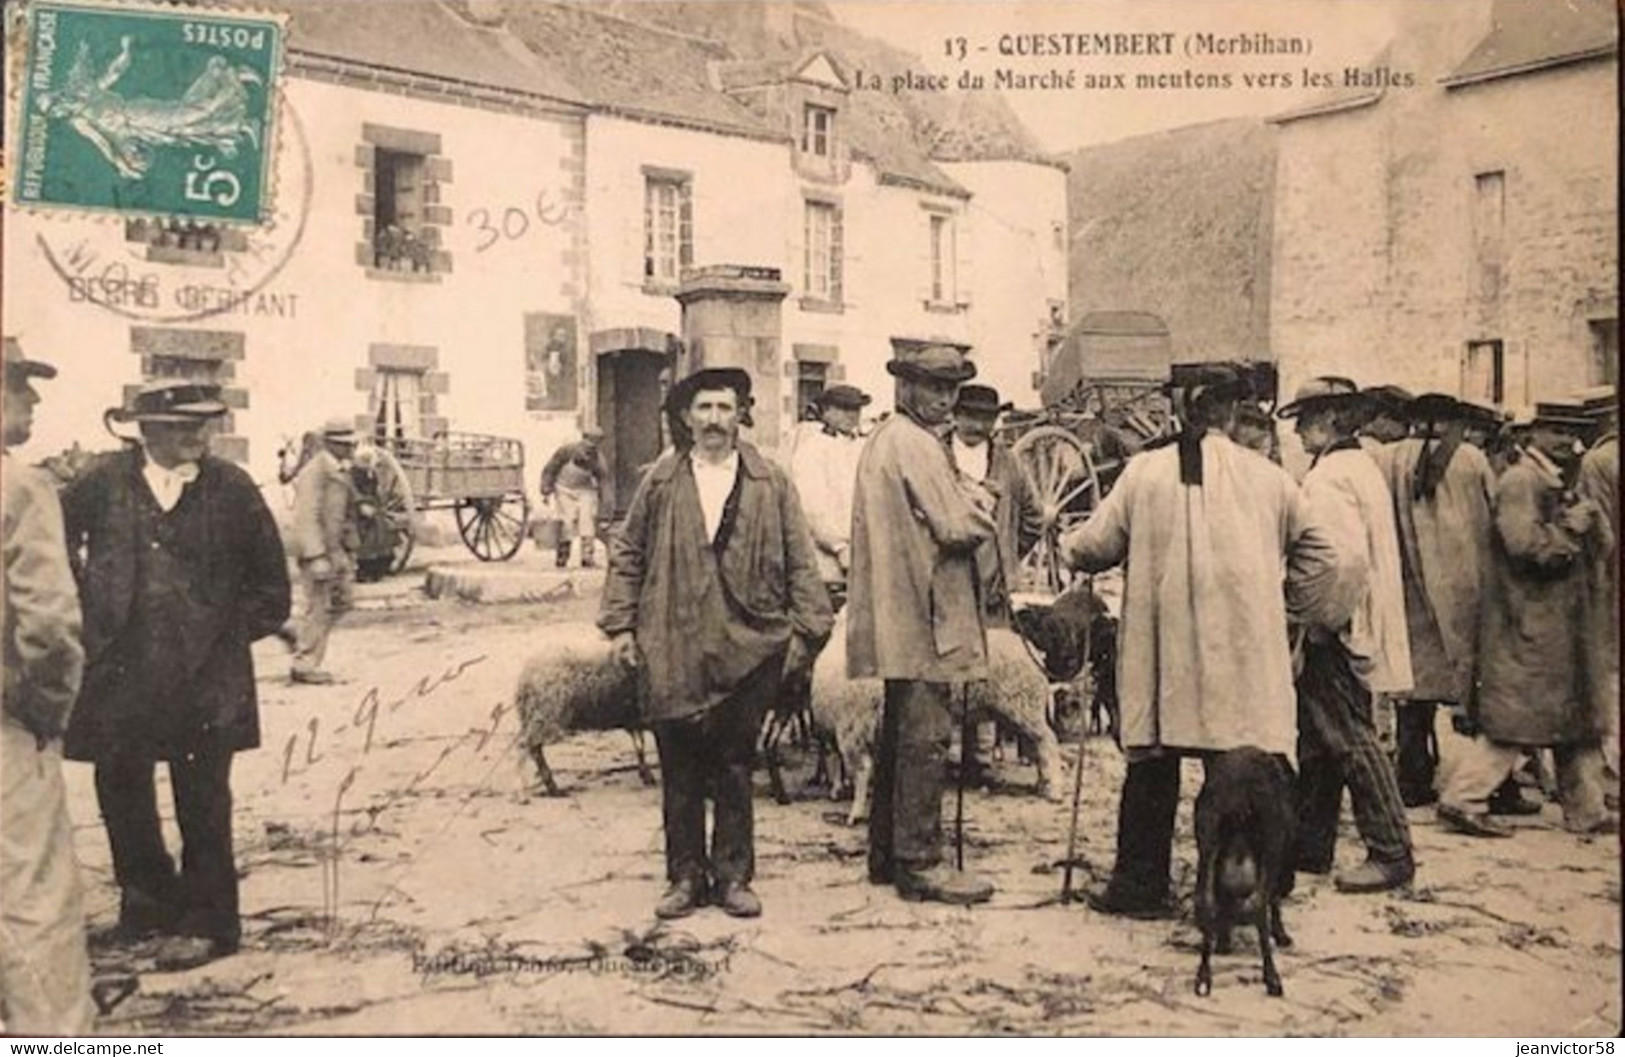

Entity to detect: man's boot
[555,541,572,569]
[895,864,994,905]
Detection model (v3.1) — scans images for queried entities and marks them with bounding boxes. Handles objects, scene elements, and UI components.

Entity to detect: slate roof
[1443,0,1618,85]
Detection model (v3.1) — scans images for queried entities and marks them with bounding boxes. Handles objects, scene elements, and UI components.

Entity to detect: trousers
[0,718,93,1035]
[1440,737,1607,830]
[293,558,354,676]
[94,747,240,944]
[871,680,954,876]
[1296,638,1413,868]
[652,656,780,887]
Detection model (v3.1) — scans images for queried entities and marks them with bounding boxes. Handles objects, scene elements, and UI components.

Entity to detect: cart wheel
[1012,425,1102,593]
[455,493,530,562]
[371,446,417,574]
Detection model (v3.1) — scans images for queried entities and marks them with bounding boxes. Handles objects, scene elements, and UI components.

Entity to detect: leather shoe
[1437,803,1513,838]
[290,668,336,686]
[116,887,176,939]
[1488,789,1545,816]
[1083,884,1176,920]
[715,881,762,918]
[654,878,706,920]
[154,934,236,972]
[895,865,994,906]
[1333,857,1414,893]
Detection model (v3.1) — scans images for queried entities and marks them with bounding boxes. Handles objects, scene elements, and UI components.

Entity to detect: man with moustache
[847,344,1000,905]
[61,382,290,971]
[600,366,831,920]
[0,338,93,1034]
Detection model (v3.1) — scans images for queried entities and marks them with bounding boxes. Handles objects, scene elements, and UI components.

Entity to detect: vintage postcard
[0,0,1617,1039]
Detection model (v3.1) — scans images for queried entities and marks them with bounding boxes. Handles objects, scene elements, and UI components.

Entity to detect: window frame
[643,171,694,290]
[802,103,836,158]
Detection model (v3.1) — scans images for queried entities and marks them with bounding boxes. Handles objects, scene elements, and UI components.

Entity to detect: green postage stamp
[11,0,284,223]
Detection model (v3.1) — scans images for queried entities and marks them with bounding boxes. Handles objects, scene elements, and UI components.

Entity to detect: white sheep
[811,612,1066,825]
[514,629,654,796]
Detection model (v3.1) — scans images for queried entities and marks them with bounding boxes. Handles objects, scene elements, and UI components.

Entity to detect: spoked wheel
[371,446,417,574]
[1011,425,1102,593]
[455,493,530,562]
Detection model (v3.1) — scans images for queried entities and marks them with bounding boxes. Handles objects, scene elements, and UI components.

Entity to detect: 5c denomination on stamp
[12,0,285,223]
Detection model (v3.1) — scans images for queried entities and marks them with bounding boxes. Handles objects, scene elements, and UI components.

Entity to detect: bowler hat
[1405,392,1470,424]
[1275,376,1363,420]
[664,366,754,415]
[1166,361,1249,400]
[954,384,1012,417]
[3,336,57,381]
[886,344,976,384]
[1365,384,1416,417]
[815,384,871,412]
[322,416,359,443]
[108,380,228,423]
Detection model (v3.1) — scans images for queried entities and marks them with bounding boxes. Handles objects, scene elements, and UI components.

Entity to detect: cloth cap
[109,381,228,423]
[885,344,976,384]
[953,384,1012,417]
[3,336,57,381]
[1275,376,1363,419]
[322,416,359,443]
[814,384,871,411]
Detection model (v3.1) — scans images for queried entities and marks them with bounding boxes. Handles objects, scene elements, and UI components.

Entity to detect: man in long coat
[1438,407,1616,837]
[1,339,93,1034]
[600,367,831,920]
[1577,411,1617,796]
[288,416,359,685]
[1282,378,1415,893]
[847,344,999,905]
[1060,363,1358,917]
[62,382,291,971]
[1381,394,1499,807]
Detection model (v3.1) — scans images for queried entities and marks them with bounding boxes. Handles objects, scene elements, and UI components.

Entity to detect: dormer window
[802,104,836,157]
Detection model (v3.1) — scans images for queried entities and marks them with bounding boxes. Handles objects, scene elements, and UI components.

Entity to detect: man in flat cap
[1,338,94,1033]
[1439,405,1616,838]
[1060,363,1357,917]
[288,416,360,685]
[600,366,831,920]
[788,384,871,612]
[62,381,290,970]
[847,344,1000,905]
[1281,378,1415,893]
[540,425,612,570]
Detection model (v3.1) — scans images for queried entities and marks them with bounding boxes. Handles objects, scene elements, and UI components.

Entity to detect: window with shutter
[643,173,693,288]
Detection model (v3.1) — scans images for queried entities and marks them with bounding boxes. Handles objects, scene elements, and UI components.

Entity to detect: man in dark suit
[62,382,290,971]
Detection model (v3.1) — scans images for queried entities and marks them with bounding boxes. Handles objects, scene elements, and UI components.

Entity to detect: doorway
[597,347,672,519]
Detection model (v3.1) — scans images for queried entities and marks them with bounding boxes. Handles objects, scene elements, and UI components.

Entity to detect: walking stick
[1061,571,1095,903]
[955,682,970,871]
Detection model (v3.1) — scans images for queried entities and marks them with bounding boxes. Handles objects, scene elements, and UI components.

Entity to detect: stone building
[1268,0,1618,407]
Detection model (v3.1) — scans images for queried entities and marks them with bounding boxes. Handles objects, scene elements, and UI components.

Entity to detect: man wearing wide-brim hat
[843,344,1004,905]
[287,416,362,685]
[60,381,290,971]
[1059,363,1360,918]
[1281,377,1417,893]
[1439,403,1618,838]
[1,338,95,1032]
[600,366,832,920]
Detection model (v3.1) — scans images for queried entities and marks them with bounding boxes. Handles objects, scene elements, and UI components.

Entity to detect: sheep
[811,611,1066,825]
[513,629,654,796]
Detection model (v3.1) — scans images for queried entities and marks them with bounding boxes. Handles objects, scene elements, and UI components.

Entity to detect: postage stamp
[10,0,285,223]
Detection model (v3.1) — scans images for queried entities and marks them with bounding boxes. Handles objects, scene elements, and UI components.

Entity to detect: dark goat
[1194,747,1297,999]
[1010,582,1117,738]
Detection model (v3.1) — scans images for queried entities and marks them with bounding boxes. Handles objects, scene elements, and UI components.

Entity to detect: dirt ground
[62,565,1622,1037]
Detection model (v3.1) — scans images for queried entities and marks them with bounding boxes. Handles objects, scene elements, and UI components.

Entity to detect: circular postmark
[32,90,313,326]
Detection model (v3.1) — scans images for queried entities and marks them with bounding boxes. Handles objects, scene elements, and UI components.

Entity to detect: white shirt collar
[691,448,740,543]
[951,435,991,479]
[141,447,199,513]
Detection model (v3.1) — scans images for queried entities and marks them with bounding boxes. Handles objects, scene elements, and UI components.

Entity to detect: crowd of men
[2,329,1617,1029]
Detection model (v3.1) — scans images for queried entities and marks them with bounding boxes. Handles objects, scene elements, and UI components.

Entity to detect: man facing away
[1059,362,1359,918]
[847,344,1000,905]
[0,337,94,1034]
[540,426,612,570]
[62,381,290,971]
[787,384,870,612]
[1280,377,1416,894]
[599,367,831,920]
[288,416,359,685]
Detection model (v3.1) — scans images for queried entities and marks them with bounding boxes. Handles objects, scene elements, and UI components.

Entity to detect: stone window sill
[642,280,681,297]
[924,300,967,315]
[799,296,844,315]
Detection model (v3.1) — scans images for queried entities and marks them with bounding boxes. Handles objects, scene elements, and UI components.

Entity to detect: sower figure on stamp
[62,382,291,971]
[0,338,94,1035]
[540,426,612,570]
[1437,405,1618,839]
[847,344,1001,906]
[599,367,831,920]
[1059,363,1360,918]
[288,416,359,686]
[1280,378,1416,894]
